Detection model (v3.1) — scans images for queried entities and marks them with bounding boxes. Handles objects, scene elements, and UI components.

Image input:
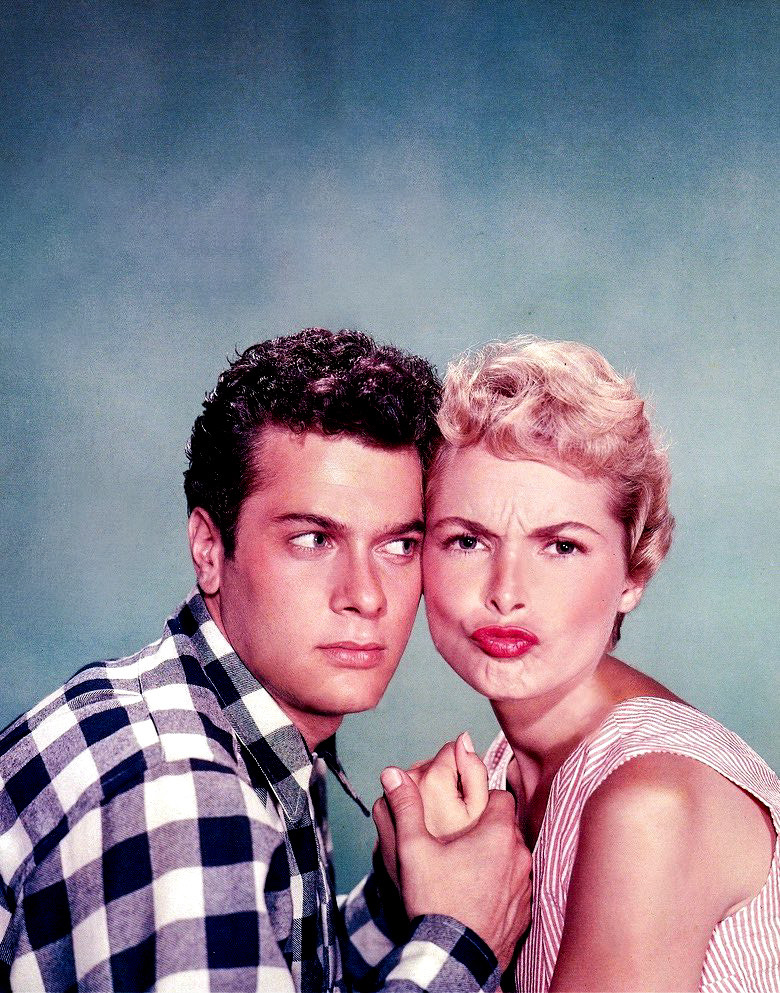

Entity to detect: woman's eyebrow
[528,521,604,539]
[429,516,497,538]
[430,517,605,541]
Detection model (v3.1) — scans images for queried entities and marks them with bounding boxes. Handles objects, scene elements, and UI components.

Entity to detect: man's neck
[201,588,343,752]
[274,700,343,754]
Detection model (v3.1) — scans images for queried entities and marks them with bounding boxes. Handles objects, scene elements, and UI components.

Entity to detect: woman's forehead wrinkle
[433,447,620,540]
[483,495,533,535]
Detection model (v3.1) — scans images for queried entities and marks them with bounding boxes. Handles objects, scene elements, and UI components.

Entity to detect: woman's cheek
[565,570,623,643]
[425,577,463,656]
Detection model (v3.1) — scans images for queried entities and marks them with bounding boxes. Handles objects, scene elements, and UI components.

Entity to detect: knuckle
[406,768,423,787]
[515,845,532,875]
[426,764,450,787]
[388,787,418,815]
[487,787,513,809]
[496,787,517,809]
[432,742,457,768]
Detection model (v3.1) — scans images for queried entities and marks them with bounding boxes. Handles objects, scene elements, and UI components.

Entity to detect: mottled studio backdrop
[2,1,778,888]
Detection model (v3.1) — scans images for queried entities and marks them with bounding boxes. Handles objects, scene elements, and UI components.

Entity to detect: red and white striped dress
[485,696,780,993]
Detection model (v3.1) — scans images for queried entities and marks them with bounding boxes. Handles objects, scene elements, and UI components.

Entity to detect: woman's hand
[373,732,491,891]
[407,731,490,839]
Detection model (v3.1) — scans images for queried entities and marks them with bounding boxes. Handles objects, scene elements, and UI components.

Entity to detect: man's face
[208,427,424,746]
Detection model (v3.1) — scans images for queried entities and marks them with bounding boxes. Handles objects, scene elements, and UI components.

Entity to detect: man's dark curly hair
[184,328,442,556]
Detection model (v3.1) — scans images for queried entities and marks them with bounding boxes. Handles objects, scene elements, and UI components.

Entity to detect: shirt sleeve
[340,864,499,993]
[11,757,498,992]
[9,758,297,992]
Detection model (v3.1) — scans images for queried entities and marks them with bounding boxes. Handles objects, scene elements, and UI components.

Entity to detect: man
[0,329,531,991]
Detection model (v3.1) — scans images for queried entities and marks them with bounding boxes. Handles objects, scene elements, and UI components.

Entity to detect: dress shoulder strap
[557,696,780,827]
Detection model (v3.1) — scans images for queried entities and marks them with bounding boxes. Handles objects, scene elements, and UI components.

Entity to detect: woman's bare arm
[550,752,774,992]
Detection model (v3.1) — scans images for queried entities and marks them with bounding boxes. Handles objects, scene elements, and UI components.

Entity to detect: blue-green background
[2,1,777,890]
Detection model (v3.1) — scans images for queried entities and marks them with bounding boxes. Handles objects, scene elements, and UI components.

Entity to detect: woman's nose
[487,553,525,615]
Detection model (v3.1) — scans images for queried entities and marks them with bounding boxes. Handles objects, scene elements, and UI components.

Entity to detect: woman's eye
[383,537,419,557]
[550,539,580,555]
[290,532,329,549]
[447,534,484,552]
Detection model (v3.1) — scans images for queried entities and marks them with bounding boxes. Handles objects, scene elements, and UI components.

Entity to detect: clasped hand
[372,733,532,973]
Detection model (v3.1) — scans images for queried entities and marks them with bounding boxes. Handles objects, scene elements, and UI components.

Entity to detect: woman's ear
[188,508,225,595]
[618,578,644,616]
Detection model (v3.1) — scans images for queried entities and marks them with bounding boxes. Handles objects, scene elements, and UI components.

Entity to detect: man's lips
[318,642,386,668]
[470,626,539,659]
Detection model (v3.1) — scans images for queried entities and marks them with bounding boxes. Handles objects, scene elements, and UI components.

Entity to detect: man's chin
[316,681,394,721]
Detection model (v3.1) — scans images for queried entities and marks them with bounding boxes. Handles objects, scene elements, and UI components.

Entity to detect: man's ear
[188,508,225,595]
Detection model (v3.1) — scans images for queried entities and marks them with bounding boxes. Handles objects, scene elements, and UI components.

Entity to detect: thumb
[455,732,489,817]
[381,767,429,844]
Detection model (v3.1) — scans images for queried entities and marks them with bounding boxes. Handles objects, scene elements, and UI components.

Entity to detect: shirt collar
[315,735,370,817]
[169,588,368,820]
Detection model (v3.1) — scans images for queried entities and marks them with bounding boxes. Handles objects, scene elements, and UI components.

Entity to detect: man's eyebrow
[272,513,425,535]
[392,518,425,535]
[272,513,347,533]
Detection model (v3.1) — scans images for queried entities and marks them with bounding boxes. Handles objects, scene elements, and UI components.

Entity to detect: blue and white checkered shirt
[0,589,499,991]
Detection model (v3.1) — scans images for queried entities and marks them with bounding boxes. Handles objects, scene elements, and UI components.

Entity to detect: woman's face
[423,444,644,703]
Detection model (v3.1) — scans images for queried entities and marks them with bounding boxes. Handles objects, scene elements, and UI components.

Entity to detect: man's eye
[290,532,329,549]
[383,537,419,557]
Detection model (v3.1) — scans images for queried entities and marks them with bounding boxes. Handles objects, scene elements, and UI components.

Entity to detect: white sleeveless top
[484,697,780,993]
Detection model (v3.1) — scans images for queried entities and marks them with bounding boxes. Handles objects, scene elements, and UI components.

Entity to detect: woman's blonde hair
[431,336,674,646]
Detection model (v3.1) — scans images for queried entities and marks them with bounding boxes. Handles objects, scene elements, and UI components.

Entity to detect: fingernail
[381,767,403,793]
[461,731,475,754]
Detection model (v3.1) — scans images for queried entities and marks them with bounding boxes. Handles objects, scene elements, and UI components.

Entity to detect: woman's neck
[492,658,683,849]
[495,657,660,796]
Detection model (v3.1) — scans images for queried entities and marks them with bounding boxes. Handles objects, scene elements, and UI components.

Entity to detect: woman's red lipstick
[470,626,539,659]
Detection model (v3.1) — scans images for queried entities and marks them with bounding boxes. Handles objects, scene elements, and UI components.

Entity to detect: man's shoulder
[1,628,239,769]
[0,629,249,885]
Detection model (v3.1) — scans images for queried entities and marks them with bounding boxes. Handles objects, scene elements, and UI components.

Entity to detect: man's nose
[331,550,387,618]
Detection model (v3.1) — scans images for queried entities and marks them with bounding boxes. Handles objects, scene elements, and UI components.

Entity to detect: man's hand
[373,765,532,973]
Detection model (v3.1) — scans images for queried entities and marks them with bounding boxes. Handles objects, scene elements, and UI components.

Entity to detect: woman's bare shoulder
[581,750,775,917]
[551,752,726,989]
[603,654,685,703]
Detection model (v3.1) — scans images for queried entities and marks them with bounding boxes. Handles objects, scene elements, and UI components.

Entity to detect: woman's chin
[450,657,538,701]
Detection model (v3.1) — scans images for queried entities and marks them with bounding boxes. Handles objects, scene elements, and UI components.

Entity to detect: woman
[387,338,779,992]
